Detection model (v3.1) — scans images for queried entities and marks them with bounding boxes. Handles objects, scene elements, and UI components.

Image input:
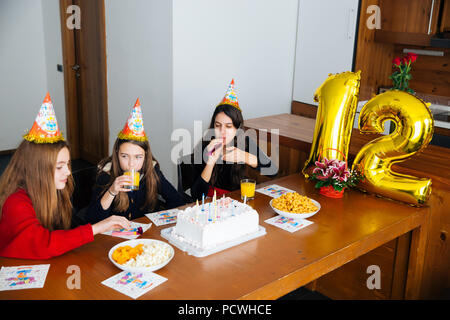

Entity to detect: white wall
[293,0,358,105]
[105,0,174,182]
[105,0,298,185]
[173,0,298,146]
[2,0,329,187]
[41,0,67,139]
[0,0,65,151]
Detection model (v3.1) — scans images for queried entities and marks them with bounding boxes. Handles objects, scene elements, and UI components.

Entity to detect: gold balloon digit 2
[352,90,434,205]
[303,71,435,205]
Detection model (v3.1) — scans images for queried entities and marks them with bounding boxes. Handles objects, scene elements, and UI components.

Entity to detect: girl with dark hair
[86,99,185,223]
[0,94,130,259]
[190,80,275,201]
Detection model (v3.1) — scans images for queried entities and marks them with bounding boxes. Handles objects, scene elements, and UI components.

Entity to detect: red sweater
[0,189,94,259]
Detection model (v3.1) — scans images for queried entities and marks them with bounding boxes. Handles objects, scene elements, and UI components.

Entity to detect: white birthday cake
[171,197,259,249]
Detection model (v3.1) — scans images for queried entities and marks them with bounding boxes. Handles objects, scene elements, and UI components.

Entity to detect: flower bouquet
[389,52,418,94]
[310,158,364,198]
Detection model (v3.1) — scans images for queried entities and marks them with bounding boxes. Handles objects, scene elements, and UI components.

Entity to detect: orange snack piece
[112,244,144,265]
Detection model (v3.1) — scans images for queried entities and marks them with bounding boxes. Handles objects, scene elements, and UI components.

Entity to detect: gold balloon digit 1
[352,90,434,205]
[302,71,361,177]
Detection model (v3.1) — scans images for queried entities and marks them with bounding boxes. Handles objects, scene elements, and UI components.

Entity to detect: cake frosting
[171,197,259,249]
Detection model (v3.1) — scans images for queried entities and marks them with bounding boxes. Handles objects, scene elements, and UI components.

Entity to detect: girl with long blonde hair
[86,99,185,223]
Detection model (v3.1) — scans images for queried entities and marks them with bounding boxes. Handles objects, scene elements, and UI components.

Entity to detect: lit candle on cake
[202,193,205,211]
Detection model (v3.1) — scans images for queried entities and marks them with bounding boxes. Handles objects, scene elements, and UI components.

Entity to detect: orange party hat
[23,92,64,144]
[217,79,241,111]
[118,98,148,142]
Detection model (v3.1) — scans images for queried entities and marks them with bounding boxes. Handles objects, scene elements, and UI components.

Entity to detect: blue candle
[202,193,205,211]
[208,202,212,222]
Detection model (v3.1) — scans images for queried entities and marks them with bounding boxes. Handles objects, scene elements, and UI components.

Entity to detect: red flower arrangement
[390,52,418,94]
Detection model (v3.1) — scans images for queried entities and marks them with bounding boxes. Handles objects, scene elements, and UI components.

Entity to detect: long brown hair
[97,138,160,212]
[208,104,246,188]
[0,140,74,231]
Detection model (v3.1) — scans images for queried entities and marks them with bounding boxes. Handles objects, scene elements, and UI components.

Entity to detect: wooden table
[0,174,428,300]
[244,113,449,299]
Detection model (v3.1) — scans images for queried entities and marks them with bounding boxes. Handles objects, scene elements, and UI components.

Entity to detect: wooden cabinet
[441,0,450,32]
[379,0,440,34]
[374,0,448,46]
[355,0,450,100]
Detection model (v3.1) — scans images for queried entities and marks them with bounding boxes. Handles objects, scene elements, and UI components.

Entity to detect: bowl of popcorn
[108,239,174,273]
[270,192,320,219]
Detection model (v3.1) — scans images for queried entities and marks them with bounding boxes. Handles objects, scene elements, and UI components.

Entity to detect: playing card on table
[0,264,50,291]
[102,221,152,239]
[256,184,297,198]
[264,215,313,233]
[101,271,167,299]
[145,209,179,226]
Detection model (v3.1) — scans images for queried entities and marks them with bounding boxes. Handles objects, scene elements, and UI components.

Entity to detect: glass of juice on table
[124,169,140,190]
[240,179,256,200]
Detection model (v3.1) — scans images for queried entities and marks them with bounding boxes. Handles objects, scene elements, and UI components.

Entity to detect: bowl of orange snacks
[108,239,174,272]
[270,192,320,219]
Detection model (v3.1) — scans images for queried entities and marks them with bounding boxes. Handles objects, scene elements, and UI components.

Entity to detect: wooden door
[59,0,109,164]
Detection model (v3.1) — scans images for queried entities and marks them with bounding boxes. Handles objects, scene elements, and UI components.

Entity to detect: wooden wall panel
[354,0,393,100]
[394,46,450,97]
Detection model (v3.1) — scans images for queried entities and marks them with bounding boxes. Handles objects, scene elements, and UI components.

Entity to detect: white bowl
[108,239,174,273]
[269,198,321,220]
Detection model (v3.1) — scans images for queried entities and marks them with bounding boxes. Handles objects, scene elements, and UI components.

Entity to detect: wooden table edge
[237,209,428,300]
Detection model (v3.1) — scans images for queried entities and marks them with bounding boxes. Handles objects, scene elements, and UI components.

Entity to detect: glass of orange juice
[240,179,256,200]
[124,169,140,191]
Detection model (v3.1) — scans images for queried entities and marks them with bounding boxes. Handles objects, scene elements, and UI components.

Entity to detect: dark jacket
[190,136,277,201]
[86,163,185,223]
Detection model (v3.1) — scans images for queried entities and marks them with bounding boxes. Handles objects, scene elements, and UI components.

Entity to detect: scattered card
[0,264,50,291]
[102,271,167,299]
[264,215,313,233]
[256,184,297,198]
[146,209,179,226]
[102,221,152,239]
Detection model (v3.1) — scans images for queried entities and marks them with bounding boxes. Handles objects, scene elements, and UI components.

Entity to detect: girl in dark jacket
[190,80,276,201]
[86,99,185,223]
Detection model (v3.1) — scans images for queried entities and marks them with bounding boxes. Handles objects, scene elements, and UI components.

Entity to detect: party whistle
[207,143,222,156]
[207,137,226,156]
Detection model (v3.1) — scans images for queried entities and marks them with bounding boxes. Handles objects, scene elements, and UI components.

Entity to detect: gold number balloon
[352,90,434,205]
[302,71,361,177]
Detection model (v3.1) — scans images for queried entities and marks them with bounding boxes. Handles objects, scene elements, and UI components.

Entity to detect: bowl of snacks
[270,192,320,219]
[108,239,174,273]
